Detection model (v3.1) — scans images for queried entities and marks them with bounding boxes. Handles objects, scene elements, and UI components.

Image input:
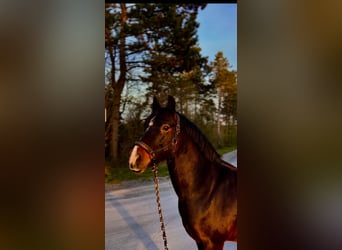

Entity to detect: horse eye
[162,125,170,131]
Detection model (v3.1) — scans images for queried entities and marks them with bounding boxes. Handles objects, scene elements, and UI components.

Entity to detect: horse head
[129,96,180,173]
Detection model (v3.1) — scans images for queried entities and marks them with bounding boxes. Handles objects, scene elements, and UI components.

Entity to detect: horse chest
[178,197,234,243]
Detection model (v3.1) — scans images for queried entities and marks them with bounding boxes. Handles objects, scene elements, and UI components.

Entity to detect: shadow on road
[107,193,159,250]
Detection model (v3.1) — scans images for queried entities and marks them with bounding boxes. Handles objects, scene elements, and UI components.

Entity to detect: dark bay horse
[129,96,237,250]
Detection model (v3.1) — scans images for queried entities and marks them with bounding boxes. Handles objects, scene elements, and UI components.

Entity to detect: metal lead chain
[152,162,169,250]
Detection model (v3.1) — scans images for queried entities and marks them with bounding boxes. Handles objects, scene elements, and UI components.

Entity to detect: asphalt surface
[221,150,237,168]
[105,151,237,250]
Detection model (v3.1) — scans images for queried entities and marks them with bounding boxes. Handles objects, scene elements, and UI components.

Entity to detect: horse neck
[166,132,220,200]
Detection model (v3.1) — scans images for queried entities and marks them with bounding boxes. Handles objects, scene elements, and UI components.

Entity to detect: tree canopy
[105,3,236,162]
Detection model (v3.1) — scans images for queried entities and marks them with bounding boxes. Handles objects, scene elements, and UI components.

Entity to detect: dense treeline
[105,3,237,164]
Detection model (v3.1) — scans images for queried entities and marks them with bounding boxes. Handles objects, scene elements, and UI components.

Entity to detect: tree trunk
[217,86,222,146]
[109,4,127,160]
[110,90,122,159]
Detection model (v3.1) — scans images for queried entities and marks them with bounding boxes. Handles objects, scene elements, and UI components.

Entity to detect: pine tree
[211,51,237,147]
[137,4,208,105]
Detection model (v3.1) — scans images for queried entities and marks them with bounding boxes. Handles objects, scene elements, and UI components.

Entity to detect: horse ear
[167,95,176,112]
[152,96,161,113]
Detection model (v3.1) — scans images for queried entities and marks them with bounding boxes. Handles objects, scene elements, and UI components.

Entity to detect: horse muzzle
[128,145,151,174]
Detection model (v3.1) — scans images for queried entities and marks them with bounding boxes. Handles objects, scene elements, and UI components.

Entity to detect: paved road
[105,151,237,250]
[221,150,237,168]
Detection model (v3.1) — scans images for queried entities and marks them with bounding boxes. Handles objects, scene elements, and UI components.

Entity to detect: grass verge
[105,162,169,184]
[217,145,237,155]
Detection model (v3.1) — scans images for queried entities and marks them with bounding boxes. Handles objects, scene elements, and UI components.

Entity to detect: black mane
[178,113,222,164]
[178,113,236,170]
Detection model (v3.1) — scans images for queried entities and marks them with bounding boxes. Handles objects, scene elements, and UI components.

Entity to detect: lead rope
[152,161,169,250]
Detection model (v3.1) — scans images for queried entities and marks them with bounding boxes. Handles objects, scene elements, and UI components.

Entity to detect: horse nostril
[129,153,141,169]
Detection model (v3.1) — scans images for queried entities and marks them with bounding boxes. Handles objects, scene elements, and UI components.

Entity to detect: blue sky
[197,4,237,70]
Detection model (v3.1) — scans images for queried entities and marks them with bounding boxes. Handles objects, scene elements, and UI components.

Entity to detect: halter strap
[135,114,180,161]
[134,140,156,159]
